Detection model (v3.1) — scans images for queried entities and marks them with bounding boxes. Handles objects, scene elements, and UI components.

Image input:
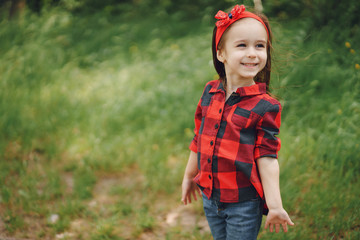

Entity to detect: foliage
[0,0,235,20]
[263,0,360,45]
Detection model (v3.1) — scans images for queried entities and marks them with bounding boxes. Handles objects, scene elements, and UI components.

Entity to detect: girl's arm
[181,151,201,205]
[257,157,294,233]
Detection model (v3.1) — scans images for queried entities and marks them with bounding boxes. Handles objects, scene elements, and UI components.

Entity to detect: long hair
[212,13,273,94]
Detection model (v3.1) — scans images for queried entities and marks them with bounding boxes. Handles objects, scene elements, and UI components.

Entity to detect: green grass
[0,6,359,239]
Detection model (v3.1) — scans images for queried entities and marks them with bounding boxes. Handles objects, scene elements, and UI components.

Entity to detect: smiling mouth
[241,63,258,66]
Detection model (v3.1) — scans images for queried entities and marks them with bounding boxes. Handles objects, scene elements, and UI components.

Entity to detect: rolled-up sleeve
[189,97,202,153]
[254,103,282,160]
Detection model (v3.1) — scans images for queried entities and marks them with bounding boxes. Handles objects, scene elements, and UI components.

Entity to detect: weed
[73,166,97,199]
[2,210,24,233]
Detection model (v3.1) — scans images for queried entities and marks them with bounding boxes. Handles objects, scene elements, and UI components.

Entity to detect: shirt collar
[209,80,267,97]
[236,82,267,96]
[209,80,225,93]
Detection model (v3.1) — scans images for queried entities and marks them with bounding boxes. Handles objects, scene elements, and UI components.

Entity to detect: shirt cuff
[254,150,278,160]
[189,140,198,153]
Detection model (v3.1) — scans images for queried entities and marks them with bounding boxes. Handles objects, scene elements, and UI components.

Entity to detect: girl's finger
[275,223,280,233]
[196,187,202,197]
[269,223,273,232]
[282,222,288,232]
[181,193,186,204]
[192,190,197,201]
[287,218,295,226]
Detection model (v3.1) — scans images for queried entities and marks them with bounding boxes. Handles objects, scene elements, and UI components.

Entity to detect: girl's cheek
[234,51,243,57]
[260,52,267,59]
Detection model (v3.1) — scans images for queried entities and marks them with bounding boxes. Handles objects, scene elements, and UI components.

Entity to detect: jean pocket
[250,197,261,202]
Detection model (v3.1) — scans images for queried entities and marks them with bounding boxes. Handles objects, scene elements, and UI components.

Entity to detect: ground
[0,170,210,240]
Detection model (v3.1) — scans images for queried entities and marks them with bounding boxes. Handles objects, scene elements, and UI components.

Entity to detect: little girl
[181,4,294,240]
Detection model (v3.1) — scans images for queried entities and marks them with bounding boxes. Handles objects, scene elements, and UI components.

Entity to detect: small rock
[48,214,59,224]
[56,232,75,239]
[88,200,97,207]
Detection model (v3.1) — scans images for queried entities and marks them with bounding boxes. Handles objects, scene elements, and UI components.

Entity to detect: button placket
[210,103,224,167]
[207,91,226,193]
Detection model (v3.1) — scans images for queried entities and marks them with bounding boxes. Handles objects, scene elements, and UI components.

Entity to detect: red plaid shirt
[189,80,281,203]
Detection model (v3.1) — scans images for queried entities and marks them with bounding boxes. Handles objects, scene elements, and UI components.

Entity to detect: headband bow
[215,4,245,28]
[215,5,269,50]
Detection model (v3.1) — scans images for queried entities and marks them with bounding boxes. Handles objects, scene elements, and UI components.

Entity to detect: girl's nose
[246,47,256,58]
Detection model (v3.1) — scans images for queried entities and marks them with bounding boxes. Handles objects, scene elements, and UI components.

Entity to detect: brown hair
[212,13,273,94]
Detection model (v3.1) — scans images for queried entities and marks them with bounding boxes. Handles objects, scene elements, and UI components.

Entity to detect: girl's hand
[265,208,294,233]
[181,177,201,205]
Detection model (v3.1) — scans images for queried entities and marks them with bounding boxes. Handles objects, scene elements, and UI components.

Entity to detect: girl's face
[217,18,268,82]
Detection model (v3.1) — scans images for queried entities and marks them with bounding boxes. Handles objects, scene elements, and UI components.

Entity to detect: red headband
[215,5,269,50]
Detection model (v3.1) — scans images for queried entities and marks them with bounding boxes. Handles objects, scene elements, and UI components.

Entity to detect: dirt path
[64,172,210,239]
[0,171,210,240]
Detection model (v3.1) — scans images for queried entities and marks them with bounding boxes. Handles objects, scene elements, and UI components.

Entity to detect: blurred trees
[1,0,25,18]
[0,0,231,16]
[8,0,25,18]
[1,0,59,18]
[2,0,360,23]
[1,0,359,42]
[263,0,360,43]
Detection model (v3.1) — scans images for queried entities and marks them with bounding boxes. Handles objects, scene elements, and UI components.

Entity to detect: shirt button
[210,141,214,146]
[219,109,222,113]
[215,123,219,129]
[208,175,212,180]
[208,158,211,163]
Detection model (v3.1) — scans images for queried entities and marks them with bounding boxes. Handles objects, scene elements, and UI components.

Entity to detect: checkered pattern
[189,80,281,204]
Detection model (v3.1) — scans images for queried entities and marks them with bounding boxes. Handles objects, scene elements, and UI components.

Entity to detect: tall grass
[259,23,360,239]
[0,7,359,239]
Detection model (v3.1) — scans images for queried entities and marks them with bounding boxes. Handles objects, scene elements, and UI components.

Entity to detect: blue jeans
[202,193,263,240]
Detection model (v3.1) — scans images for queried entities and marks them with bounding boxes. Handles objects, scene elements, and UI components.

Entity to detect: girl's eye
[237,44,246,47]
[256,44,265,48]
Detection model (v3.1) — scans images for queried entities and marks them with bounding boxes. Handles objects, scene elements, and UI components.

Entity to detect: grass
[0,5,359,239]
